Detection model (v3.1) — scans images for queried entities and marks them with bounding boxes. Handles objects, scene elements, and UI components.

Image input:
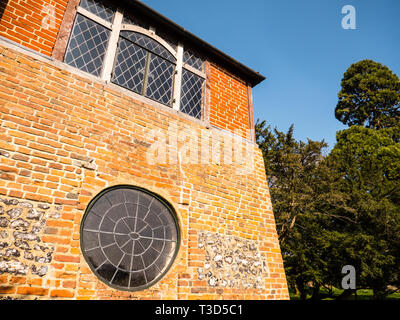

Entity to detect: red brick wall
[0,41,289,300]
[0,0,255,139]
[0,0,68,56]
[208,63,251,140]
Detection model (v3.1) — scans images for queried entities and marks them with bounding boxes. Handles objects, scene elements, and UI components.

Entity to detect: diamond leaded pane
[64,14,111,76]
[183,49,204,72]
[79,0,115,23]
[120,31,176,63]
[146,54,175,106]
[81,186,180,291]
[180,69,204,119]
[112,38,147,94]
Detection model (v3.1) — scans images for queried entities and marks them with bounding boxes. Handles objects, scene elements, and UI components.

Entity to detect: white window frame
[72,2,206,118]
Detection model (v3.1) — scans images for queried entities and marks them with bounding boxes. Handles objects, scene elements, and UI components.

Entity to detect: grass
[289,286,400,300]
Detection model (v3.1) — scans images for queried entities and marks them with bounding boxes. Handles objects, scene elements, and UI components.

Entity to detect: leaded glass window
[181,47,205,119]
[64,0,206,118]
[180,69,204,119]
[79,0,115,23]
[183,48,205,73]
[64,14,111,76]
[81,186,180,291]
[112,38,147,94]
[146,54,175,106]
[120,31,176,63]
[112,31,176,106]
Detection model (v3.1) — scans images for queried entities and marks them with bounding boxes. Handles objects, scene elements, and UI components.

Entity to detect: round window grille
[80,186,180,291]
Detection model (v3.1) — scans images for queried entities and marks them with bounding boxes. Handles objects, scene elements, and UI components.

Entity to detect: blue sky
[142,0,400,150]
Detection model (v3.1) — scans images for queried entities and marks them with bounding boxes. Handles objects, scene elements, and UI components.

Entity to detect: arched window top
[65,0,205,119]
[120,30,176,63]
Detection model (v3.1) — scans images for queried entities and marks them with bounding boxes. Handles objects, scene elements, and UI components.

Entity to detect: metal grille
[146,54,175,106]
[120,31,176,63]
[79,0,115,23]
[180,69,204,119]
[81,186,179,292]
[183,48,204,72]
[112,38,147,94]
[64,14,111,76]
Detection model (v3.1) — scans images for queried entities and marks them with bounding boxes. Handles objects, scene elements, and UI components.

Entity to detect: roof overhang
[121,0,266,87]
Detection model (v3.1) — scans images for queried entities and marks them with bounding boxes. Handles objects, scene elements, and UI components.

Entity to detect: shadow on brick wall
[0,0,8,22]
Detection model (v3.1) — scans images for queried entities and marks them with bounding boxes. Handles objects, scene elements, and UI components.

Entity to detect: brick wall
[0,0,255,140]
[208,63,252,140]
[0,0,68,56]
[0,40,289,300]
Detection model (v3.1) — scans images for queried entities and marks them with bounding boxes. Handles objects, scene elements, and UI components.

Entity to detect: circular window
[80,186,180,291]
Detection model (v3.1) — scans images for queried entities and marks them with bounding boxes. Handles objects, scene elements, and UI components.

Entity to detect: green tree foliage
[256,121,400,300]
[335,59,400,129]
[326,126,400,299]
[255,120,333,299]
[256,59,400,300]
[255,120,328,243]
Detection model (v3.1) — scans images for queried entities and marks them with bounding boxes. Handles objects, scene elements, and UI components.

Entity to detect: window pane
[183,49,204,72]
[120,31,176,63]
[79,0,115,23]
[180,69,204,119]
[146,54,175,106]
[64,14,111,76]
[111,38,147,94]
[81,186,180,291]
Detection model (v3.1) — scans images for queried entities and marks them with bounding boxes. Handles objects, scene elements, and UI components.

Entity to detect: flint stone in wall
[14,240,30,250]
[0,242,9,249]
[208,277,218,287]
[19,202,33,209]
[33,244,49,252]
[6,208,22,219]
[0,217,9,227]
[10,218,30,231]
[31,265,48,277]
[24,251,34,260]
[35,253,52,263]
[13,231,40,242]
[0,260,28,275]
[0,206,3,215]
[224,256,233,264]
[31,221,46,234]
[0,296,18,300]
[198,232,265,289]
[3,199,19,206]
[4,248,20,257]
[37,203,50,210]
[27,209,43,220]
[1,198,55,278]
